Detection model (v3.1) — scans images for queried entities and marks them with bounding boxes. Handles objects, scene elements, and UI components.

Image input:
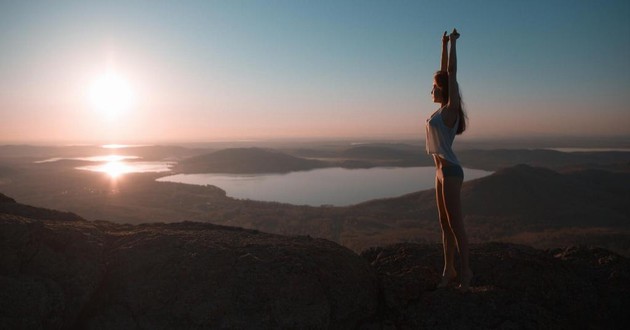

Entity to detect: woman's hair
[434,71,467,134]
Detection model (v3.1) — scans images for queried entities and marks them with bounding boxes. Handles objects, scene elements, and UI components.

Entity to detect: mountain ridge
[176,147,328,174]
[0,192,84,222]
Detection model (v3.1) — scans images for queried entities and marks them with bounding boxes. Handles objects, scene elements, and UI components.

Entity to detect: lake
[157,167,493,206]
[35,155,174,178]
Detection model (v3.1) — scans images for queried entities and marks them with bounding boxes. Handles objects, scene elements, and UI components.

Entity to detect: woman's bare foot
[457,269,473,292]
[437,269,457,288]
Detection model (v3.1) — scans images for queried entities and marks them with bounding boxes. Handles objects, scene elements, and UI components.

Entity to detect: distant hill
[290,146,630,171]
[461,164,629,227]
[458,149,630,171]
[288,148,341,158]
[355,164,628,228]
[562,168,630,196]
[285,144,432,168]
[111,145,211,161]
[0,192,84,221]
[341,146,422,160]
[346,164,630,253]
[175,147,329,174]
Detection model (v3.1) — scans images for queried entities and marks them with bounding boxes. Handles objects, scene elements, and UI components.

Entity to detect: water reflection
[75,159,174,179]
[99,161,132,179]
[34,153,174,178]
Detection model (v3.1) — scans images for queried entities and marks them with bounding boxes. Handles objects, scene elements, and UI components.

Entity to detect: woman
[426,29,472,292]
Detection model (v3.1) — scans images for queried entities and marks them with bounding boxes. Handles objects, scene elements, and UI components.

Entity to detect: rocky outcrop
[362,242,630,329]
[0,215,378,329]
[0,217,105,329]
[1,195,628,329]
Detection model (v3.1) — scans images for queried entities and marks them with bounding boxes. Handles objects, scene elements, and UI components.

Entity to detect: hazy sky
[1,0,629,144]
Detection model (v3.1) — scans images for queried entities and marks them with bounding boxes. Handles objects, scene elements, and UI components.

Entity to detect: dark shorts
[439,164,464,179]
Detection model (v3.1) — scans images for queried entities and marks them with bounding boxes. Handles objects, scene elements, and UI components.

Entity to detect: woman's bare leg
[442,176,472,291]
[436,175,457,286]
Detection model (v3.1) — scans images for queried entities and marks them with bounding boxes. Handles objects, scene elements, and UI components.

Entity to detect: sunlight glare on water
[76,160,174,178]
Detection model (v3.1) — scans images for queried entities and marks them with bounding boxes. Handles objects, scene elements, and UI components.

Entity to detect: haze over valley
[1,142,628,255]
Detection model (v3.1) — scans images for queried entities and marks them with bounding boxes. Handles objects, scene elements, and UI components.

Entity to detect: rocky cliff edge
[1,194,628,329]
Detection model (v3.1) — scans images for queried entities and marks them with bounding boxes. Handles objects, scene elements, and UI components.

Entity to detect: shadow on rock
[1,219,379,329]
[362,242,630,329]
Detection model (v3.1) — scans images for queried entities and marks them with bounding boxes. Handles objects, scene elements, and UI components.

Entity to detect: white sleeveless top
[425,107,460,165]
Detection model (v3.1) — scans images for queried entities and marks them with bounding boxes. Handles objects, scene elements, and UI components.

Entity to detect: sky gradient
[1,0,629,144]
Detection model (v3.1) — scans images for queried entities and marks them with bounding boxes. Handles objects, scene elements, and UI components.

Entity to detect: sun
[89,71,134,117]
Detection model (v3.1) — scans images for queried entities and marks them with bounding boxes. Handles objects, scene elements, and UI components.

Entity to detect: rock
[2,195,628,329]
[82,222,379,329]
[551,245,630,325]
[0,217,105,329]
[0,216,378,329]
[362,242,630,329]
[361,244,443,311]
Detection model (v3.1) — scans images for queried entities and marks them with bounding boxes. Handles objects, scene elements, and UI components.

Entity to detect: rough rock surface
[2,194,628,329]
[362,242,630,329]
[1,215,378,329]
[0,216,105,329]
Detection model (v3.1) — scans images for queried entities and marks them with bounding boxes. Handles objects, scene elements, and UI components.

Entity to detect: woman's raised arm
[447,29,461,108]
[440,31,449,72]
